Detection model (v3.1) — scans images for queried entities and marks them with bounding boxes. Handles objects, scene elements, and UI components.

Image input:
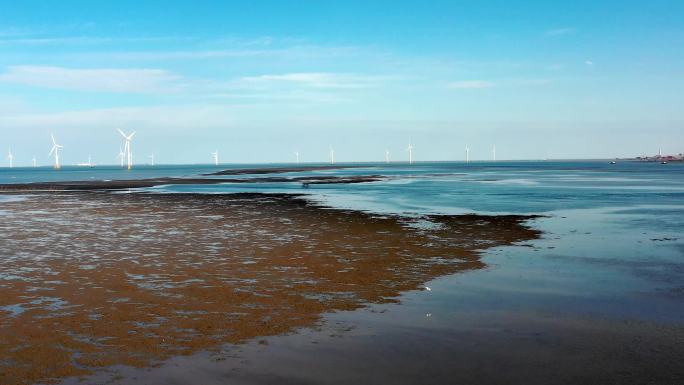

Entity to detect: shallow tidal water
[1,161,683,384]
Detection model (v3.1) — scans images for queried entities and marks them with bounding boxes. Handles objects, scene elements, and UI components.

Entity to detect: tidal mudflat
[1,161,684,385]
[0,192,538,385]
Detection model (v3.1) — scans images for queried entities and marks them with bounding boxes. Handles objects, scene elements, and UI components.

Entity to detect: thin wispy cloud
[0,105,237,130]
[509,78,552,86]
[0,94,27,114]
[585,60,594,66]
[0,36,180,46]
[0,66,383,102]
[545,27,577,37]
[0,28,31,38]
[0,34,283,47]
[77,44,365,62]
[0,65,181,93]
[447,78,551,90]
[0,22,99,40]
[208,89,356,104]
[448,80,496,89]
[238,72,382,89]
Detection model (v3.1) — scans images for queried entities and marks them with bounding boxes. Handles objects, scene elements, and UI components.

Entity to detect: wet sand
[82,310,684,385]
[0,192,538,385]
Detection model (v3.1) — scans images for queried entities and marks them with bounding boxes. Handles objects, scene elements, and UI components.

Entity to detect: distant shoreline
[2,159,683,170]
[0,165,383,192]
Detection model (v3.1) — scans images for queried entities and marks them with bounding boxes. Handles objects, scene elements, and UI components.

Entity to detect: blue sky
[0,0,683,165]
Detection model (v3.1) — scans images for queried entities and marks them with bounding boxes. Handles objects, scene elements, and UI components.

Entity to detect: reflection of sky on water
[310,204,684,339]
[121,161,684,216]
[465,205,684,322]
[129,162,684,325]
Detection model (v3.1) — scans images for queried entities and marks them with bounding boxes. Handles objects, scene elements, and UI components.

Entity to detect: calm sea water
[149,161,684,321]
[4,161,684,384]
[2,160,683,214]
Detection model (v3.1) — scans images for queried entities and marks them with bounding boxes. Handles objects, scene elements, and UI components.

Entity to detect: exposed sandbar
[0,175,384,192]
[206,165,360,176]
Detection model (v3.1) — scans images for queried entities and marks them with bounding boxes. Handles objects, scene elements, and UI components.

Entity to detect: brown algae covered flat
[0,193,539,385]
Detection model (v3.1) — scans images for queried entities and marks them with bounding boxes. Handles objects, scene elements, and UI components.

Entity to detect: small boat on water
[609,161,617,164]
[661,161,668,164]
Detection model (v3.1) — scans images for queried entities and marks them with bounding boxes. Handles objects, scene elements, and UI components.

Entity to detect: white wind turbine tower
[7,148,13,168]
[385,149,390,163]
[407,139,414,164]
[148,153,155,166]
[211,150,219,166]
[465,145,470,163]
[492,145,497,161]
[294,150,300,164]
[32,156,37,168]
[77,154,93,167]
[117,146,125,168]
[48,134,63,170]
[117,128,135,170]
[329,146,335,164]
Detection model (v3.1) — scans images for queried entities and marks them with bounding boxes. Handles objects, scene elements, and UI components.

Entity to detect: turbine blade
[48,145,56,156]
[117,128,127,138]
[128,132,136,140]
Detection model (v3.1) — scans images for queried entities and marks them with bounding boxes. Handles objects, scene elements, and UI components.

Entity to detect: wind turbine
[7,148,13,168]
[117,128,135,170]
[32,156,37,168]
[407,139,414,164]
[492,145,496,161]
[385,149,390,163]
[48,134,63,170]
[329,146,335,164]
[294,150,300,164]
[77,154,93,167]
[117,146,125,168]
[148,153,155,166]
[211,150,219,166]
[465,145,470,163]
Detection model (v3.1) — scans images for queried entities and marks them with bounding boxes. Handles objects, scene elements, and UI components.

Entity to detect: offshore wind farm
[2,130,680,170]
[4,131,440,169]
[2,2,684,385]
